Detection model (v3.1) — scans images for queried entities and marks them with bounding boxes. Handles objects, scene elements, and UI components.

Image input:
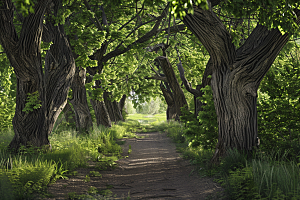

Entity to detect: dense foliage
[0,0,300,199]
[180,85,218,150]
[258,41,300,159]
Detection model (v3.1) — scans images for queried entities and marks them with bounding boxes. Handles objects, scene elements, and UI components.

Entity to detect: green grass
[164,121,300,200]
[2,115,298,200]
[126,113,166,124]
[0,113,166,199]
[0,122,136,199]
[122,113,167,133]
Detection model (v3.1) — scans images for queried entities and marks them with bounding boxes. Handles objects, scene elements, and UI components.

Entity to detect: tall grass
[162,121,300,199]
[219,149,300,199]
[252,159,300,198]
[0,123,128,199]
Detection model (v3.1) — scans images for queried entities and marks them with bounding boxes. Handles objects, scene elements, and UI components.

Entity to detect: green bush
[0,64,16,132]
[165,121,185,143]
[220,148,248,175]
[220,166,258,200]
[257,47,300,161]
[180,85,218,150]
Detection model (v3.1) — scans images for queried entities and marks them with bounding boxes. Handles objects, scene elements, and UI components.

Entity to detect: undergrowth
[165,121,300,200]
[1,114,299,200]
[0,122,136,199]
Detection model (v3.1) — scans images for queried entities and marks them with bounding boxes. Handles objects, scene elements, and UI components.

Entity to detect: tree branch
[183,6,236,69]
[145,75,167,82]
[119,4,144,31]
[0,0,18,51]
[233,9,300,90]
[83,0,103,31]
[99,4,169,65]
[175,46,201,96]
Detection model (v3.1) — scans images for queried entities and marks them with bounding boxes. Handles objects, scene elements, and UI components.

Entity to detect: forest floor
[44,131,224,199]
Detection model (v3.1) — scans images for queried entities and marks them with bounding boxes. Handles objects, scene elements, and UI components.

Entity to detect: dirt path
[45,132,223,199]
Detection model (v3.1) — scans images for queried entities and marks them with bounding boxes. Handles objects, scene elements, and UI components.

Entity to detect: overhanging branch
[99,4,169,65]
[145,75,167,82]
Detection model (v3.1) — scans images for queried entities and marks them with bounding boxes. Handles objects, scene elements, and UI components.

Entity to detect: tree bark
[183,6,300,162]
[89,80,112,127]
[155,56,188,120]
[103,91,124,123]
[69,67,93,133]
[0,0,51,150]
[119,94,127,115]
[90,99,112,127]
[42,2,75,137]
[160,82,177,120]
[0,0,75,150]
[113,100,124,121]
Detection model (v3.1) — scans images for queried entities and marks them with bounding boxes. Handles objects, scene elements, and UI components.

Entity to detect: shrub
[180,85,218,150]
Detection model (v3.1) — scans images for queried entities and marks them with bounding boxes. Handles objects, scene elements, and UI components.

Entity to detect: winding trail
[45,132,223,199]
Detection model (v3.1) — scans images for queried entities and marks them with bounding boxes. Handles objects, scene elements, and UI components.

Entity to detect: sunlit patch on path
[44,132,223,199]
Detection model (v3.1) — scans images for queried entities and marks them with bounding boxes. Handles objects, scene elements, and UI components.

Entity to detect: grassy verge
[164,121,300,200]
[0,123,137,200]
[123,113,167,133]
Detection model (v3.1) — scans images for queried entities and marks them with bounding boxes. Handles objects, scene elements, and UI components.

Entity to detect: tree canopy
[0,0,299,164]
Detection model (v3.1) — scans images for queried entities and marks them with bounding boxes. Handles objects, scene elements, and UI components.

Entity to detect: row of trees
[0,0,299,162]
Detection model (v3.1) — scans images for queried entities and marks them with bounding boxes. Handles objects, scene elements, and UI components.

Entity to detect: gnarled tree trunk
[103,91,124,123]
[69,67,93,133]
[0,0,75,150]
[155,56,188,121]
[160,82,177,120]
[89,80,112,127]
[183,6,300,162]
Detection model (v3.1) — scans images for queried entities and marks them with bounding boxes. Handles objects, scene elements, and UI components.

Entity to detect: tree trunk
[183,6,300,162]
[0,0,75,150]
[155,56,188,120]
[119,94,127,120]
[69,67,93,133]
[113,100,124,121]
[89,80,111,127]
[103,91,124,123]
[0,0,51,150]
[43,4,75,137]
[160,82,177,120]
[90,99,112,127]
